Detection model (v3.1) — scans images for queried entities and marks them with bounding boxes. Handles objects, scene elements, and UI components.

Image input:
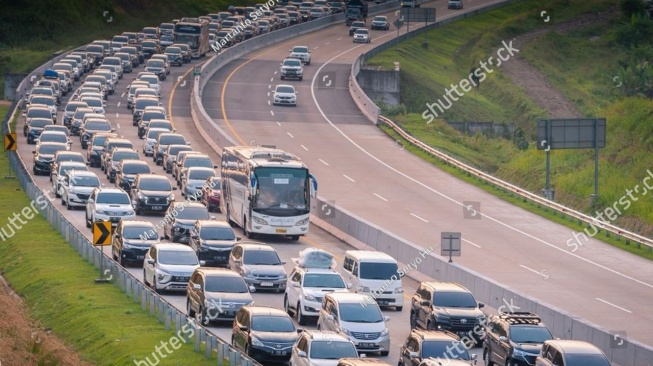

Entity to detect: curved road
[199,0,653,347]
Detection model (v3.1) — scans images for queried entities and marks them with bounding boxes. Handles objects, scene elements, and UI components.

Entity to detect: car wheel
[135,205,142,216]
[153,278,160,294]
[85,212,91,228]
[380,351,389,356]
[55,188,60,198]
[245,343,254,357]
[143,270,149,286]
[484,348,494,366]
[290,235,300,241]
[119,251,126,267]
[187,299,196,317]
[297,302,307,325]
[396,306,403,311]
[409,311,417,328]
[284,295,292,315]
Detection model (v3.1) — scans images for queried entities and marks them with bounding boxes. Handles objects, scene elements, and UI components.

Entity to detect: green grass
[0,106,223,364]
[366,0,653,245]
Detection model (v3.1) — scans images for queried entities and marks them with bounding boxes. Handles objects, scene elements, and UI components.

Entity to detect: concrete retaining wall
[357,67,401,105]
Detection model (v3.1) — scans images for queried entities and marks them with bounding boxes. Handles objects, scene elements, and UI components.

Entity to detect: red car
[201,176,221,212]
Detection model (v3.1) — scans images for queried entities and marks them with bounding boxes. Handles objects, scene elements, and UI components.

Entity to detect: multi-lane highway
[198,0,653,347]
[14,0,652,363]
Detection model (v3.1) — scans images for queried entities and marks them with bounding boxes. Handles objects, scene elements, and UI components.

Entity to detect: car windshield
[40,133,67,143]
[113,151,139,162]
[143,41,156,47]
[169,146,191,156]
[123,163,150,174]
[160,135,186,145]
[73,176,100,187]
[303,273,346,288]
[433,291,478,308]
[200,226,235,240]
[32,97,53,106]
[359,262,398,280]
[564,354,610,366]
[147,131,165,140]
[352,22,365,27]
[374,16,386,21]
[176,206,209,220]
[137,91,157,98]
[104,58,120,65]
[92,136,109,146]
[422,341,470,360]
[292,47,308,53]
[355,29,368,34]
[96,192,130,204]
[66,103,86,112]
[136,99,158,109]
[166,47,181,54]
[56,154,84,163]
[161,35,173,41]
[243,249,281,265]
[309,341,358,359]
[284,59,301,67]
[123,226,157,240]
[30,119,52,128]
[509,326,552,343]
[87,45,103,53]
[276,86,295,94]
[148,60,164,68]
[38,144,65,154]
[59,164,86,175]
[83,99,102,107]
[185,157,212,168]
[189,169,214,180]
[204,276,248,293]
[144,112,166,121]
[149,123,171,130]
[251,316,295,332]
[86,121,111,130]
[158,250,198,265]
[140,178,171,191]
[28,109,51,118]
[339,303,383,323]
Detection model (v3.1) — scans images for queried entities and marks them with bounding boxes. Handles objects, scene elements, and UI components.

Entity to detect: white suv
[61,170,101,209]
[280,58,304,81]
[289,46,311,65]
[284,249,352,325]
[143,243,202,293]
[85,187,136,229]
[290,330,360,366]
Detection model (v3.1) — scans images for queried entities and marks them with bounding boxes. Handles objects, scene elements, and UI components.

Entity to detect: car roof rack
[498,312,542,325]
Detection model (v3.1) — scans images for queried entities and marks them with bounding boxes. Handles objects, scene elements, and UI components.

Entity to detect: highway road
[198,0,653,348]
[15,41,488,363]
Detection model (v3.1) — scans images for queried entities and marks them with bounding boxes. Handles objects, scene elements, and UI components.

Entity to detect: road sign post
[93,221,113,284]
[440,232,461,263]
[4,133,16,179]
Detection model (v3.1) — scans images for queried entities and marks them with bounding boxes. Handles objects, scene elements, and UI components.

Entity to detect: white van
[316,292,391,356]
[342,250,403,311]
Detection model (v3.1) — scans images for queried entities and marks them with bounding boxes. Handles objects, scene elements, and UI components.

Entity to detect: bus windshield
[253,167,308,212]
[175,34,199,48]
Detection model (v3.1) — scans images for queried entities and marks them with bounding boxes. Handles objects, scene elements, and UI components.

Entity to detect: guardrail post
[217,342,228,364]
[150,290,157,316]
[241,358,253,366]
[164,305,172,331]
[229,349,240,366]
[205,335,216,359]
[126,276,133,297]
[133,281,141,303]
[158,301,165,323]
[141,285,147,310]
[194,326,202,352]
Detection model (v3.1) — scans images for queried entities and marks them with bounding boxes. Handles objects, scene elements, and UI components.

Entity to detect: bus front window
[253,168,308,211]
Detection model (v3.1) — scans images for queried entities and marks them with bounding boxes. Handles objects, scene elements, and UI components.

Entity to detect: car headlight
[513,349,527,357]
[167,193,175,202]
[380,328,389,337]
[123,243,135,249]
[341,328,351,336]
[243,269,253,278]
[174,226,181,232]
[304,294,317,302]
[98,210,113,215]
[138,192,146,200]
[434,314,450,322]
[295,218,309,226]
[252,217,268,225]
[156,269,172,282]
[250,337,264,347]
[394,287,404,293]
[357,286,370,292]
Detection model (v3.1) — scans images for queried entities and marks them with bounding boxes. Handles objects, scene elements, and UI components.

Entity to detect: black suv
[163,202,211,243]
[115,160,151,191]
[398,329,477,366]
[483,312,552,366]
[130,174,176,215]
[409,282,485,344]
[86,132,118,167]
[189,220,240,266]
[100,138,133,173]
[111,220,159,266]
[232,306,299,362]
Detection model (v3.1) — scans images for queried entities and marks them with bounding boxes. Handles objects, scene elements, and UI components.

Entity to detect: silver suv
[280,58,304,81]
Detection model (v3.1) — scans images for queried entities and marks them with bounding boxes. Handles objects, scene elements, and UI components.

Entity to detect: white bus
[220,146,317,240]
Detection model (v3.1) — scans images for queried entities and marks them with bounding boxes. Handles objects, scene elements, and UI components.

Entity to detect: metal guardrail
[379,116,653,251]
[3,30,259,366]
[347,0,653,253]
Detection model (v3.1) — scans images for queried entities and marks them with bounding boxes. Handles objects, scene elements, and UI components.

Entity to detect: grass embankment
[0,0,253,98]
[0,105,218,364]
[367,0,653,245]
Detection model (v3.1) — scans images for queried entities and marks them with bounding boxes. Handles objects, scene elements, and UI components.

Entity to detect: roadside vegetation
[0,108,220,365]
[0,0,252,98]
[367,0,653,240]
